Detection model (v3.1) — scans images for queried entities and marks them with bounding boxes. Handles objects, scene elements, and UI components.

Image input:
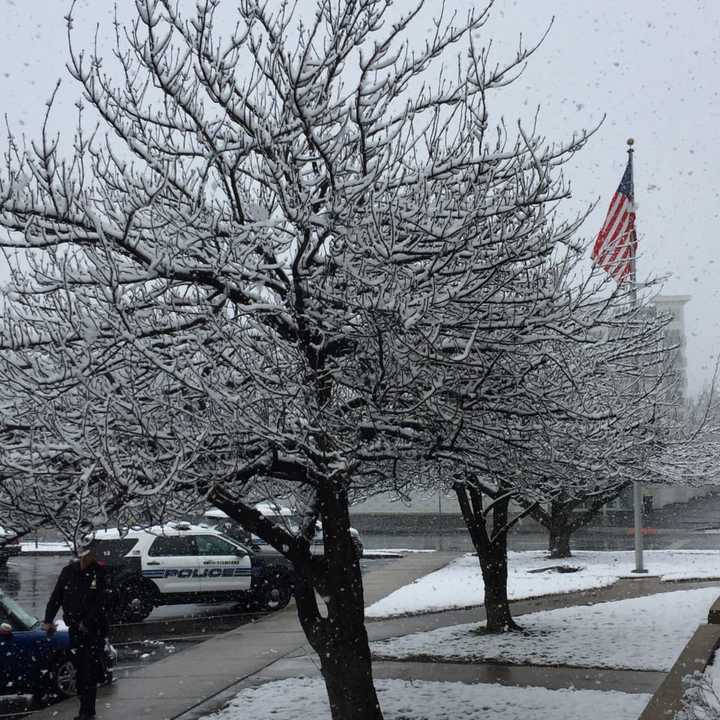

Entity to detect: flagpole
[627,137,647,574]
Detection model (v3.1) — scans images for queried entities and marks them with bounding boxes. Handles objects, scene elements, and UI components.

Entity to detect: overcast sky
[0,0,718,395]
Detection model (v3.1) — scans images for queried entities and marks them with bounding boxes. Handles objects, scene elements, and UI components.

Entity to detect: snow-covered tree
[448,278,673,630]
[521,487,624,559]
[450,289,720,632]
[0,0,625,716]
[518,329,720,560]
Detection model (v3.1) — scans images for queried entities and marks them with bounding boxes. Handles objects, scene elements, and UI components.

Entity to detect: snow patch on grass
[366,550,720,618]
[201,677,650,720]
[372,586,720,671]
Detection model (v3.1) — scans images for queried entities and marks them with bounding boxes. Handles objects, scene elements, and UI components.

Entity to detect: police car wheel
[257,575,292,611]
[117,578,155,622]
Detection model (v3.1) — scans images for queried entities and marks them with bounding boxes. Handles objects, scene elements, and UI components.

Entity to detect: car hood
[14,625,73,649]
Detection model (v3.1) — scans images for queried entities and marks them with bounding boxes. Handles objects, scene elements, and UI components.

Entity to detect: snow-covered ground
[372,586,720,672]
[201,677,650,720]
[366,550,720,618]
[20,541,71,553]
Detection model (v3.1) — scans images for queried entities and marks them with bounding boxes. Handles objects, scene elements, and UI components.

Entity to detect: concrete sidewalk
[32,551,458,720]
[230,655,666,694]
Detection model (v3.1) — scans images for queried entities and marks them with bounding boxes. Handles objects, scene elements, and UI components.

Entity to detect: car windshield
[0,590,38,630]
[221,535,250,554]
[272,515,323,535]
[281,515,301,532]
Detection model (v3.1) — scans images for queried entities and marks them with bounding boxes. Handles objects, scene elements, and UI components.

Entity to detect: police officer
[42,534,109,720]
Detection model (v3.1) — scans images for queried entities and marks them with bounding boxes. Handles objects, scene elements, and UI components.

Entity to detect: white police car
[203,504,364,559]
[91,523,294,623]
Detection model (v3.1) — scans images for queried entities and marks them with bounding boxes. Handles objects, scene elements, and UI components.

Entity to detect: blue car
[0,589,116,701]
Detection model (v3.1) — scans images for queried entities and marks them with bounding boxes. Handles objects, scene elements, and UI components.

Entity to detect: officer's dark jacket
[44,560,110,636]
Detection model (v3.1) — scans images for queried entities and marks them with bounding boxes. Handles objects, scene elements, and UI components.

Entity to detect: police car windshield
[0,591,38,630]
[277,515,301,532]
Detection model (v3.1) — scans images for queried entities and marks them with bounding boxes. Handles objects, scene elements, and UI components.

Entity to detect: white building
[633,294,710,509]
[653,294,690,404]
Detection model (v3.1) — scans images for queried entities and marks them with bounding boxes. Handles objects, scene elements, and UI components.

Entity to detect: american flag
[592,153,637,283]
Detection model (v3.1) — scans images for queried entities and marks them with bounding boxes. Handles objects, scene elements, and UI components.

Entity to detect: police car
[203,504,365,559]
[91,523,295,623]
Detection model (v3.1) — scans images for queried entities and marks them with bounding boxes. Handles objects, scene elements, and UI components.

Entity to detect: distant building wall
[350,490,544,534]
[643,483,714,509]
[638,294,695,509]
[352,491,461,515]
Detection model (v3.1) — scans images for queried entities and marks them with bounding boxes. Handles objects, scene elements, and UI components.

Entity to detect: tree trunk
[479,538,520,632]
[210,489,383,720]
[548,526,573,558]
[317,625,382,719]
[515,488,628,557]
[293,485,384,720]
[454,483,521,633]
[545,499,574,558]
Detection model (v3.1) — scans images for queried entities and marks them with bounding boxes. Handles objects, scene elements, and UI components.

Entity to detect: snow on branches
[0,0,617,528]
[0,2,699,717]
[0,0,689,548]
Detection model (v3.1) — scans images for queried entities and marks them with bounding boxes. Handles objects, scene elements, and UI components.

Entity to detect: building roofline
[654,294,691,304]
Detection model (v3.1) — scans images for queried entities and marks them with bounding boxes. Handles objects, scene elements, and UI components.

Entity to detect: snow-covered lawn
[201,678,650,720]
[366,550,720,618]
[372,586,720,672]
[20,541,71,553]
